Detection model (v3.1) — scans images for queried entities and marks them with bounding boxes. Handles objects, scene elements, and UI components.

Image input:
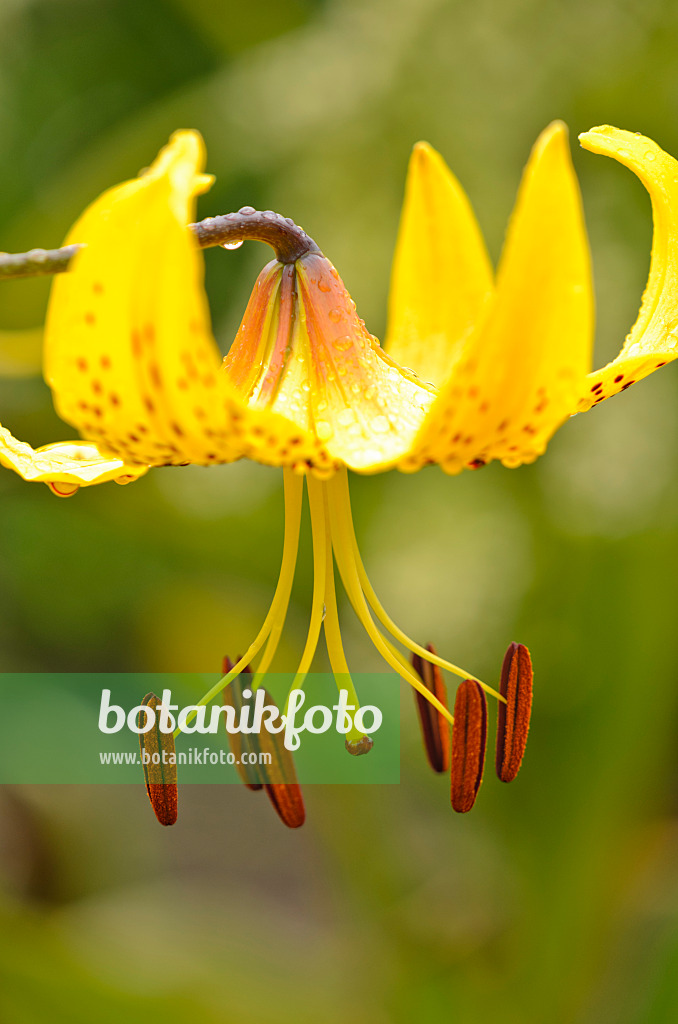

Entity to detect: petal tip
[533,120,570,158]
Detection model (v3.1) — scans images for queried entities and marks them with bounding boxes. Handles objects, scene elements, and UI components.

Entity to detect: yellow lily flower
[1,122,674,788]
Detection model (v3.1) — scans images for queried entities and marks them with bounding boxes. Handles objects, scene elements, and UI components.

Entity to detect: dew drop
[337,408,355,426]
[644,150,656,161]
[317,280,332,293]
[316,420,334,441]
[222,240,243,250]
[328,308,344,323]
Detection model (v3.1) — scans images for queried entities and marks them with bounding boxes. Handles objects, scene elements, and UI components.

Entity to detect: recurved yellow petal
[404,122,593,473]
[44,131,241,468]
[0,424,148,495]
[578,126,678,410]
[384,142,493,386]
[44,132,326,474]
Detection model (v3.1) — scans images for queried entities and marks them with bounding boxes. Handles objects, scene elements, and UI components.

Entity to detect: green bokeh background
[1,0,678,1020]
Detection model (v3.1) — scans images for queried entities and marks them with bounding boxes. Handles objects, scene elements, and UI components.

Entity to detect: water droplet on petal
[317,280,332,293]
[644,150,656,161]
[337,408,355,426]
[316,420,334,442]
[329,308,344,323]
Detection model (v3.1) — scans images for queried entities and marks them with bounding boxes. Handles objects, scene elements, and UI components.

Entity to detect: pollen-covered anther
[495,641,533,783]
[138,691,178,826]
[222,656,305,827]
[411,646,450,773]
[450,679,487,813]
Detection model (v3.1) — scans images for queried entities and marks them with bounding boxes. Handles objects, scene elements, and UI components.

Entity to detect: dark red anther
[222,656,305,828]
[411,645,450,773]
[138,692,178,827]
[450,680,487,813]
[495,642,533,783]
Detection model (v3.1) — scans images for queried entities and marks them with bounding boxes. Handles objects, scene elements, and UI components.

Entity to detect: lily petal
[44,131,243,468]
[225,252,436,474]
[44,132,325,473]
[403,121,593,473]
[578,126,678,410]
[384,142,493,387]
[0,424,148,493]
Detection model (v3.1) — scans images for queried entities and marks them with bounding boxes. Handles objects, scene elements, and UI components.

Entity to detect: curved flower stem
[175,468,304,737]
[326,473,455,729]
[334,468,504,703]
[0,209,321,281]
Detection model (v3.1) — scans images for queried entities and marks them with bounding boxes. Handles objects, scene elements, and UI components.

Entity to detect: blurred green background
[2,0,678,1020]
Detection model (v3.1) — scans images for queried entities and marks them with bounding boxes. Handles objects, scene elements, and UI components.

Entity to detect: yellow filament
[320,487,365,746]
[176,468,304,736]
[290,473,328,689]
[325,473,455,729]
[333,468,504,703]
[252,467,304,684]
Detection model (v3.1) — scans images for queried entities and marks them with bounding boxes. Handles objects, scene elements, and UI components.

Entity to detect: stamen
[138,692,178,826]
[331,468,503,702]
[495,642,533,783]
[290,475,328,689]
[412,645,450,773]
[178,468,303,735]
[325,472,455,729]
[319,485,373,754]
[222,660,263,790]
[223,658,305,828]
[256,686,306,827]
[263,780,306,830]
[450,680,487,813]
